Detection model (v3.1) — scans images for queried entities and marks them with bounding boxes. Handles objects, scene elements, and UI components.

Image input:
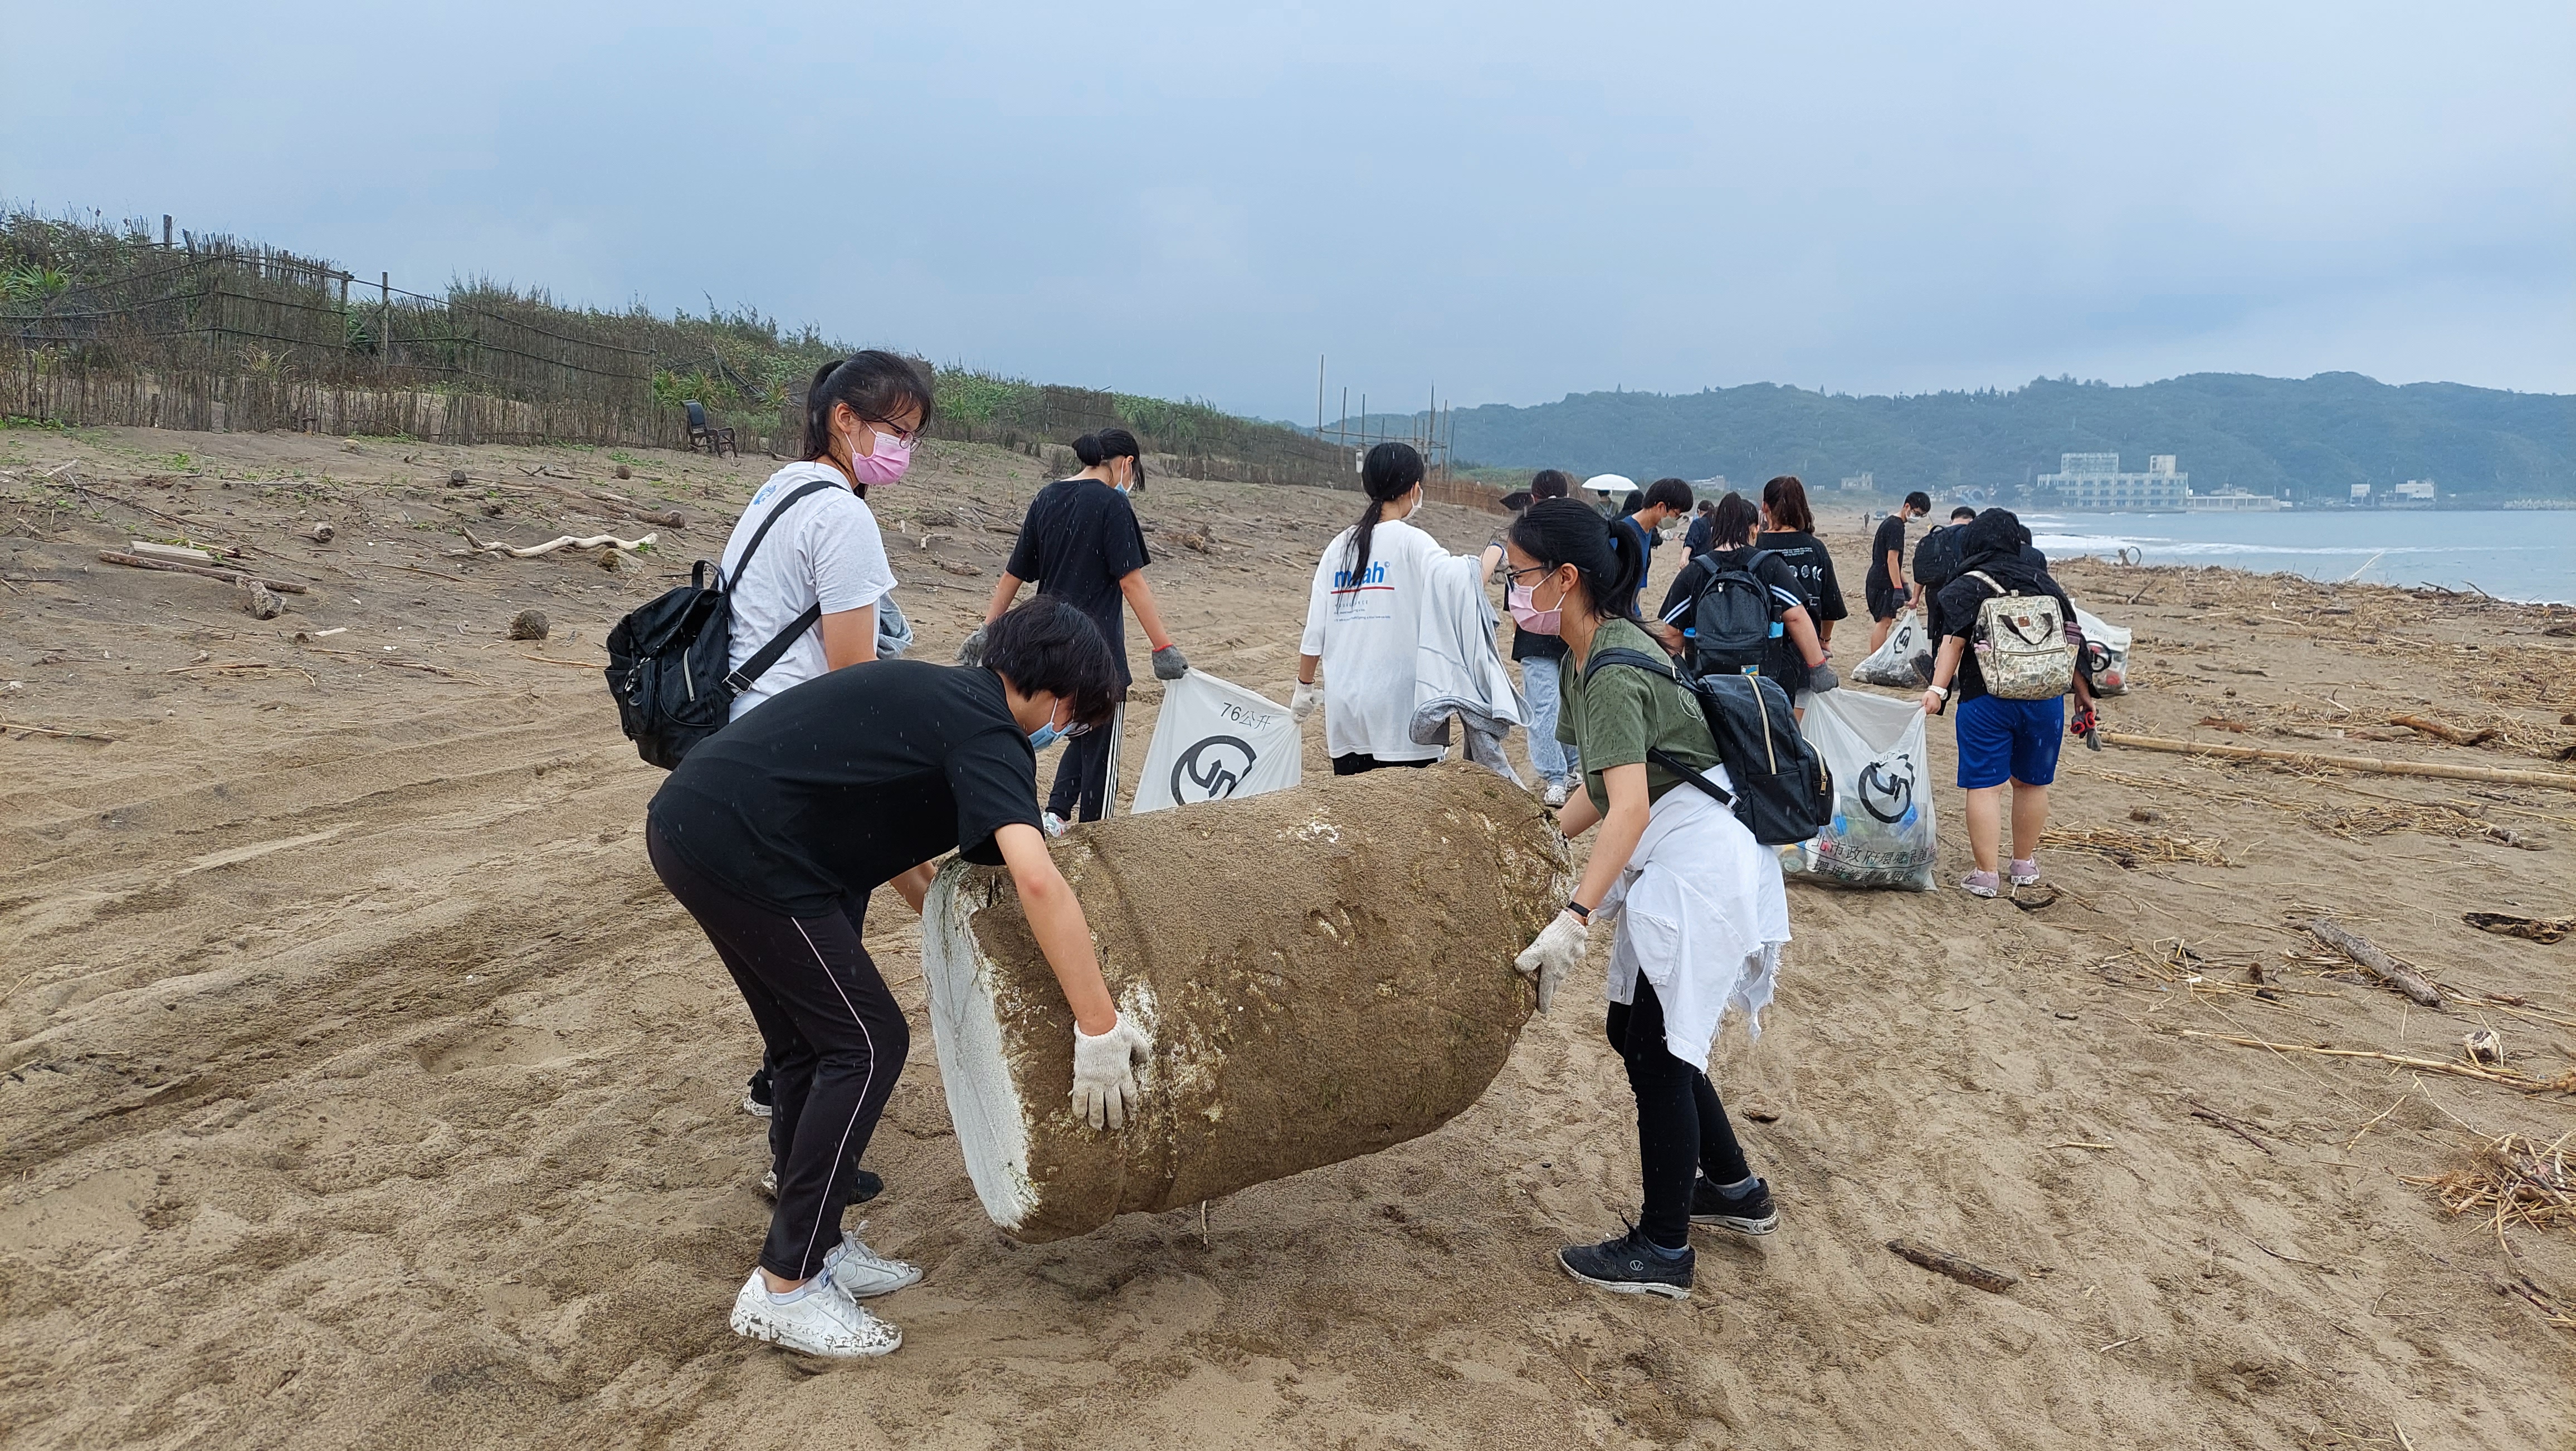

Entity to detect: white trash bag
[1782,688,1938,891]
[2072,605,2133,697]
[1853,606,1932,688]
[1129,670,1304,815]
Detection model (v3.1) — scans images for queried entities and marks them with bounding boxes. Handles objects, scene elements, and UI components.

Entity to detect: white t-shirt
[720,461,896,720]
[1299,515,1482,762]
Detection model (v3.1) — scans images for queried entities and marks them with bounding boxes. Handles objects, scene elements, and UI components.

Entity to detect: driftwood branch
[2299,918,2445,1008]
[460,528,658,559]
[2100,732,2576,792]
[97,552,309,594]
[2392,714,2497,747]
[1886,1238,2018,1293]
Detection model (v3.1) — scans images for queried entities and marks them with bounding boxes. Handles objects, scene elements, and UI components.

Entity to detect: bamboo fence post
[2097,732,2576,792]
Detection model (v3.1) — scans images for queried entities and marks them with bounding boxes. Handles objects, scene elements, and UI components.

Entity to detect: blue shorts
[1954,693,2063,790]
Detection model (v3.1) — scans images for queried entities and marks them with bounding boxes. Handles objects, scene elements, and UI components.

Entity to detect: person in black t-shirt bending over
[647,599,1149,1359]
[1865,490,1932,655]
[978,429,1188,827]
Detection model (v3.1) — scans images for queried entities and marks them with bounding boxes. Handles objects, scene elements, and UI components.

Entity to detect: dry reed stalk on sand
[2305,804,2540,850]
[2402,1133,2575,1235]
[2164,1028,2576,1096]
[2041,825,2235,868]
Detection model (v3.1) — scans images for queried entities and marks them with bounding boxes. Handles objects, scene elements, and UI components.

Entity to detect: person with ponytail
[981,427,1188,826]
[1754,474,1847,663]
[1504,496,1790,1300]
[1292,442,1505,773]
[715,350,933,720]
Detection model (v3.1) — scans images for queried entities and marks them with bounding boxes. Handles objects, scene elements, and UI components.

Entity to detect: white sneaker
[741,1090,771,1118]
[1542,781,1569,809]
[824,1223,923,1299]
[1041,811,1069,838]
[729,1270,901,1357]
[759,1168,777,1200]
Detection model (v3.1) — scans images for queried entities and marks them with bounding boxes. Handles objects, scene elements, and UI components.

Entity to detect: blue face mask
[1027,712,1065,751]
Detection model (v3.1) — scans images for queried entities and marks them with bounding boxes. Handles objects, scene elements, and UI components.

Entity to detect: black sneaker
[742,1068,774,1118]
[1557,1226,1693,1299]
[1690,1176,1778,1236]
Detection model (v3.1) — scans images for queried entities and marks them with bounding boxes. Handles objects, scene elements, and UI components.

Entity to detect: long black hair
[1073,428,1144,486]
[1506,497,1646,622]
[1339,441,1424,591]
[800,350,936,496]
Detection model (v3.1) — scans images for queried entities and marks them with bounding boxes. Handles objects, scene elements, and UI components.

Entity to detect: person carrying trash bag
[1920,508,2099,899]
[646,598,1152,1357]
[974,428,1189,829]
[1292,441,1506,774]
[1504,498,1790,1301]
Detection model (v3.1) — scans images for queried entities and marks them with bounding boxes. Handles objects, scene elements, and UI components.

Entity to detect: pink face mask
[847,428,912,486]
[1507,582,1564,636]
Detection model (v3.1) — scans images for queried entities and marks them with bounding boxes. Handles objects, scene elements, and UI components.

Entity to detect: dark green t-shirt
[1555,616,1723,816]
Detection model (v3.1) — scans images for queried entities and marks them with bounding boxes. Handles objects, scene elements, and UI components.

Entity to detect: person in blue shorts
[1918,509,2097,898]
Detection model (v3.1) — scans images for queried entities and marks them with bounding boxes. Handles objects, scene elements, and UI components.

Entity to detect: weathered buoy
[923,761,1568,1242]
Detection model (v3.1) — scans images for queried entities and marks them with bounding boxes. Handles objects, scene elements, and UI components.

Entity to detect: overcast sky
[8,1,2571,419]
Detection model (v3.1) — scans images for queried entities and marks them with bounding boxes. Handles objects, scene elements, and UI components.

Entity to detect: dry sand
[2,426,2571,1449]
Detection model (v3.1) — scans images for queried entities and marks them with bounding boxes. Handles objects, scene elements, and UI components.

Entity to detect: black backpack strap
[717,476,850,695]
[725,602,824,694]
[721,478,844,590]
[1585,647,1741,807]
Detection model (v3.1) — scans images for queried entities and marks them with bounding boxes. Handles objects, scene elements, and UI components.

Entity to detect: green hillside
[1411,374,2574,504]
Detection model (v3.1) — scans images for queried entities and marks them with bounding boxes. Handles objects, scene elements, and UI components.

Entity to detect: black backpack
[1913,524,1966,596]
[603,478,839,769]
[1589,647,1835,845]
[1684,550,1782,674]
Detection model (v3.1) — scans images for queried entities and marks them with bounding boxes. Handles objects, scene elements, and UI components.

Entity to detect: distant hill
[1378,373,2574,504]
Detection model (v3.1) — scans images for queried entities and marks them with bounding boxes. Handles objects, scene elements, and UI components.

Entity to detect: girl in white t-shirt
[1292,442,1504,773]
[719,351,933,720]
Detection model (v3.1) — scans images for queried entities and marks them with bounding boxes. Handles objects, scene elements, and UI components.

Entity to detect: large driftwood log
[922,761,1569,1243]
[2299,918,2445,1008]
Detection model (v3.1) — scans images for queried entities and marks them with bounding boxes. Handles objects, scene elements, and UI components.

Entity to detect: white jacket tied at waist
[1595,775,1792,1068]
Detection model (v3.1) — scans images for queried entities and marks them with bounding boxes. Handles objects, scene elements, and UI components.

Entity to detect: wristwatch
[1565,899,1592,924]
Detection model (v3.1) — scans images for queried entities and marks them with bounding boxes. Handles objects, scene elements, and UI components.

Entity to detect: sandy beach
[3,428,2572,1449]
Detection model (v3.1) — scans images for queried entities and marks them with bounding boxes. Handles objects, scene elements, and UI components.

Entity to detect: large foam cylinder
[922,761,1570,1242]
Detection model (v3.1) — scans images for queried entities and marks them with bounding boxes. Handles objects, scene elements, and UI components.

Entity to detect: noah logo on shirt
[1330,560,1391,593]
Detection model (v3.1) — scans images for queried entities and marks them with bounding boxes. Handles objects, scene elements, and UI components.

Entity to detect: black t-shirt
[648,661,1042,916]
[1865,514,1908,594]
[1657,547,1810,686]
[1006,478,1151,685]
[1756,530,1846,622]
[1682,514,1715,559]
[1610,514,1658,619]
[1934,564,2078,704]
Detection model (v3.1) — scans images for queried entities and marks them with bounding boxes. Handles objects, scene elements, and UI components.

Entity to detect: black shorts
[1867,582,1907,621]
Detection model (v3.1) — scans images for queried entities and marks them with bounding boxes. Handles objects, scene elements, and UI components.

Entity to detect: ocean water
[2023,510,2576,604]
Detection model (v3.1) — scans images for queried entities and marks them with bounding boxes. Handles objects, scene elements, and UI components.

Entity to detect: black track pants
[1045,723,1115,822]
[648,823,910,1282]
[1608,977,1753,1249]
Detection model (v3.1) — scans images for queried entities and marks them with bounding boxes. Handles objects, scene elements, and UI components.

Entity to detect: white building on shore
[2038,452,2188,511]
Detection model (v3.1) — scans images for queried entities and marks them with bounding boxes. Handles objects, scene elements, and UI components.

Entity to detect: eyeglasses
[862,416,923,446]
[1502,562,1557,585]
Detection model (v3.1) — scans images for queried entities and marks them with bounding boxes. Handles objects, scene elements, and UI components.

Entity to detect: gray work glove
[957,626,988,668]
[1808,661,1840,693]
[1151,644,1189,680]
[1071,1014,1151,1129]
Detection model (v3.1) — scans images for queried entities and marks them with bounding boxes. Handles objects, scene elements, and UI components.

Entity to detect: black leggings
[648,823,910,1282]
[1330,752,1438,776]
[1610,977,1753,1249]
[1046,719,1116,821]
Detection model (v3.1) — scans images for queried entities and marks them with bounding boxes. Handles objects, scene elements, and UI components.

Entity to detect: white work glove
[1513,910,1587,1014]
[1290,680,1320,721]
[956,626,989,668]
[1070,1013,1151,1130]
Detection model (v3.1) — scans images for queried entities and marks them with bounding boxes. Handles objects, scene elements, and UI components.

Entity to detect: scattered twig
[2185,1097,2278,1156]
[97,552,309,593]
[0,719,118,743]
[2165,1028,2576,1094]
[1885,1238,2018,1293]
[460,527,657,558]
